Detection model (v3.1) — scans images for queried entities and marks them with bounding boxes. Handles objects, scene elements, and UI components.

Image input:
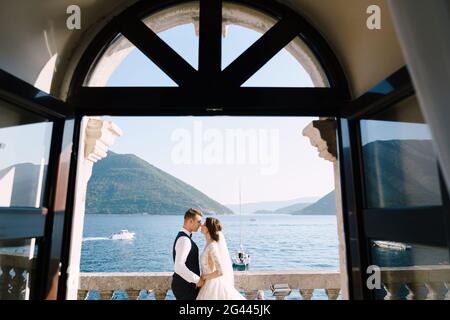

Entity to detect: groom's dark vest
[171,231,200,299]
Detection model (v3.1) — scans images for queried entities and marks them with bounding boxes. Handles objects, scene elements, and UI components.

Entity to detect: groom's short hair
[184,208,203,220]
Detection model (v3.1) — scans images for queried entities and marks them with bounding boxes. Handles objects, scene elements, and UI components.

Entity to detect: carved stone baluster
[325,288,340,300]
[299,289,314,300]
[99,290,114,300]
[0,266,12,299]
[382,282,402,300]
[11,268,26,299]
[425,282,445,300]
[405,283,427,300]
[143,289,151,299]
[444,282,450,300]
[256,290,265,300]
[77,290,88,300]
[154,289,168,300]
[126,289,141,300]
[244,290,258,300]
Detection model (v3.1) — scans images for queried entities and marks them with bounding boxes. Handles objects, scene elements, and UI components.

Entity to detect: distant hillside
[362,139,441,207]
[225,196,319,214]
[0,156,232,215]
[254,202,312,214]
[2,139,439,215]
[86,151,233,215]
[290,139,441,214]
[293,191,336,215]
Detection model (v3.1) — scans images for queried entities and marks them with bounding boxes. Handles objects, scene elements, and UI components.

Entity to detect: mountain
[225,196,319,214]
[252,209,273,214]
[292,138,441,213]
[254,191,336,215]
[85,151,233,215]
[293,190,336,215]
[254,202,312,214]
[362,139,441,207]
[2,139,439,215]
[1,154,233,215]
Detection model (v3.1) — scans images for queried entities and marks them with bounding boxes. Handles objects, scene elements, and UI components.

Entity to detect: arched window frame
[68,0,350,116]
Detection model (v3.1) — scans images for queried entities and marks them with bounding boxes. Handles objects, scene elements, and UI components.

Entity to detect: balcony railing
[1,251,450,300]
[380,265,450,300]
[77,270,341,300]
[77,266,450,300]
[0,253,36,300]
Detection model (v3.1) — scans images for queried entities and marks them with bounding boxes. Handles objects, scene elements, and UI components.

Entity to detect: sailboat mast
[239,179,243,248]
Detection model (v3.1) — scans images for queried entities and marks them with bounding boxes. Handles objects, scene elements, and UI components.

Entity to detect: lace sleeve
[209,242,223,274]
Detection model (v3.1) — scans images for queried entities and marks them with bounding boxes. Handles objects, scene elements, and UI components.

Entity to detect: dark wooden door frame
[67,0,350,117]
[339,66,450,299]
[0,69,77,300]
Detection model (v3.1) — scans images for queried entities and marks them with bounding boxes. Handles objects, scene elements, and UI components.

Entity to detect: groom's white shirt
[174,228,201,284]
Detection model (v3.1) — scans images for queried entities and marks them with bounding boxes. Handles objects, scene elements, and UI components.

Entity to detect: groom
[171,208,205,300]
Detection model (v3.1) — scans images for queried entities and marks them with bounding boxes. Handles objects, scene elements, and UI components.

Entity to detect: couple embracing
[171,208,246,300]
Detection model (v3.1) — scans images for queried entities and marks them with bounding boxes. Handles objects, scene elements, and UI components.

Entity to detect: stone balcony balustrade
[77,270,341,300]
[2,253,450,300]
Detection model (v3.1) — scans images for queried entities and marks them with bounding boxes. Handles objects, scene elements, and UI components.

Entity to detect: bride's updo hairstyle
[205,217,222,242]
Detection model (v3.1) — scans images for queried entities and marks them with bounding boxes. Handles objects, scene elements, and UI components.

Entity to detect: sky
[102,115,334,205]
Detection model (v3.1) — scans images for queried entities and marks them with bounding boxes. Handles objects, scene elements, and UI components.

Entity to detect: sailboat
[232,180,251,271]
[232,243,251,271]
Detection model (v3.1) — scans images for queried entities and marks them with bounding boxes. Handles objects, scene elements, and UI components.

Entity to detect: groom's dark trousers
[171,231,201,300]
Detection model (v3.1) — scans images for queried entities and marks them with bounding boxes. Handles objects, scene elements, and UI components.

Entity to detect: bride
[196,217,246,300]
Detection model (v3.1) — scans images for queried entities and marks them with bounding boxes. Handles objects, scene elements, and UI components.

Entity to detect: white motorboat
[110,229,135,240]
[373,240,411,251]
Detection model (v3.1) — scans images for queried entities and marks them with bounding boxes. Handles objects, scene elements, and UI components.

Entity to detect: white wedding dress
[196,232,246,300]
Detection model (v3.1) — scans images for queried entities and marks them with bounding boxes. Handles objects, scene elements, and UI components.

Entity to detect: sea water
[81,214,340,300]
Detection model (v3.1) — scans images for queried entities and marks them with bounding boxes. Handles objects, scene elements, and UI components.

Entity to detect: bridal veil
[216,231,234,287]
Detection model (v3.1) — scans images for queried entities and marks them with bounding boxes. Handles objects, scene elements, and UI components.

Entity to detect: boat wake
[83,230,135,241]
[83,237,110,241]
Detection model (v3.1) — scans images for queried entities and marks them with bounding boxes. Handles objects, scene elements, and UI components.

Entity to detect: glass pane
[86,34,178,87]
[87,1,200,86]
[0,100,53,208]
[222,2,277,70]
[242,39,325,88]
[222,5,328,87]
[143,1,199,70]
[370,239,450,300]
[360,95,442,208]
[0,238,38,300]
[157,24,198,70]
[222,25,265,70]
[85,1,330,88]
